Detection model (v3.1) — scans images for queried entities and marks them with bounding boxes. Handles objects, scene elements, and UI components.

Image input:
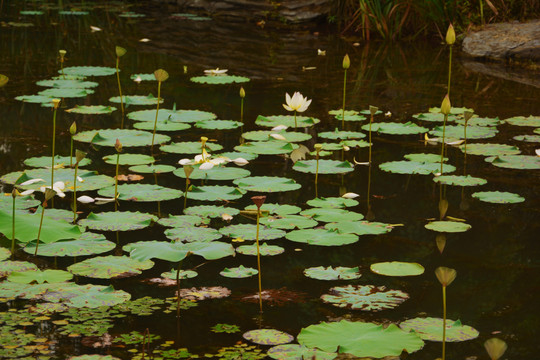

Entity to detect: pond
[0,1,539,359]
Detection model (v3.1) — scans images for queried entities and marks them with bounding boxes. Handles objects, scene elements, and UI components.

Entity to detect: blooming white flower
[90,26,102,32]
[77,195,95,203]
[535,149,540,157]
[317,49,326,56]
[231,158,249,166]
[199,162,215,170]
[271,125,288,131]
[139,38,151,42]
[20,178,45,186]
[269,133,287,141]
[204,68,228,76]
[20,189,35,196]
[283,92,311,113]
[40,181,66,198]
[342,192,360,199]
[134,75,142,83]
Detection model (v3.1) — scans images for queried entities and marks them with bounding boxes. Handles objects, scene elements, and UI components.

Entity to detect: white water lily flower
[40,182,66,198]
[20,189,35,196]
[77,195,95,204]
[139,38,151,42]
[90,26,102,32]
[283,92,312,113]
[231,158,249,166]
[134,75,142,83]
[270,133,287,141]
[95,197,116,205]
[342,192,360,199]
[343,145,351,151]
[178,158,191,166]
[271,125,288,131]
[536,149,540,157]
[204,68,228,76]
[20,178,45,186]
[317,49,326,56]
[199,162,215,170]
[385,111,392,117]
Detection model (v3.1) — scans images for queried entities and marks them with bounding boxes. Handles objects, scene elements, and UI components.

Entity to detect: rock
[462,20,540,62]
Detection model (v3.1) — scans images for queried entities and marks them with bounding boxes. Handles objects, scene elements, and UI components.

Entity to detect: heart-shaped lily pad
[300,208,364,223]
[304,266,361,280]
[399,318,479,342]
[256,115,320,128]
[306,197,359,209]
[133,121,191,132]
[164,226,222,243]
[41,88,93,100]
[321,285,409,311]
[234,141,298,155]
[0,194,40,211]
[361,122,428,135]
[404,153,447,163]
[15,94,55,104]
[102,153,155,165]
[98,184,182,202]
[220,265,258,278]
[173,165,250,181]
[0,248,10,261]
[0,281,73,300]
[471,191,525,204]
[413,112,457,122]
[0,261,38,277]
[459,143,521,156]
[242,130,312,143]
[184,205,240,218]
[234,176,301,192]
[125,241,235,262]
[157,215,209,228]
[379,161,455,175]
[129,164,176,174]
[433,175,487,186]
[68,255,154,279]
[318,129,366,140]
[74,129,170,147]
[187,185,245,201]
[286,229,358,246]
[243,329,294,345]
[109,94,163,106]
[293,160,354,174]
[513,134,540,142]
[429,125,498,139]
[160,141,223,154]
[425,221,471,233]
[66,105,117,114]
[334,114,367,122]
[504,115,540,127]
[486,155,540,170]
[37,78,99,88]
[42,284,130,308]
[23,232,115,257]
[260,215,317,230]
[161,269,198,280]
[220,224,285,241]
[128,109,193,122]
[23,155,91,168]
[62,66,116,77]
[191,75,250,84]
[244,203,301,215]
[195,120,243,130]
[8,269,73,284]
[456,116,502,127]
[235,243,285,256]
[297,320,424,358]
[79,211,157,231]
[370,262,424,276]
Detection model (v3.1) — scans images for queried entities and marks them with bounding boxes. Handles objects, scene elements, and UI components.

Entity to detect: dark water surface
[0,1,539,359]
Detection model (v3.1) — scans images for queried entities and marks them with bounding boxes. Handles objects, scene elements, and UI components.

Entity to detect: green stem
[342,69,347,129]
[183,178,189,213]
[294,110,297,131]
[448,46,453,97]
[480,0,484,26]
[70,136,73,167]
[154,171,161,218]
[440,113,448,174]
[442,285,447,360]
[51,107,57,207]
[11,196,15,258]
[368,113,373,164]
[116,57,125,129]
[255,209,263,313]
[240,98,244,124]
[60,61,65,80]
[34,205,46,256]
[114,152,120,212]
[315,153,319,198]
[73,164,78,223]
[151,81,162,156]
[176,260,183,317]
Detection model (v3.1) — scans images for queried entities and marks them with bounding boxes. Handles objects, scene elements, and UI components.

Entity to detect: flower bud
[435,266,457,287]
[114,138,122,153]
[115,46,127,57]
[69,121,77,135]
[183,165,194,178]
[484,338,507,360]
[446,24,456,45]
[240,87,245,99]
[463,110,474,122]
[44,188,57,201]
[342,54,350,69]
[12,188,20,198]
[440,94,451,115]
[314,144,323,152]
[200,136,208,148]
[154,69,169,82]
[75,150,86,164]
[52,99,61,109]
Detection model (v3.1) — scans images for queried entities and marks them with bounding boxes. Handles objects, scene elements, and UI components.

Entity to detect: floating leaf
[400,317,479,342]
[0,194,40,211]
[184,205,240,219]
[242,130,312,143]
[471,191,525,204]
[429,106,473,114]
[286,229,358,246]
[161,269,198,280]
[126,241,235,262]
[8,269,73,284]
[68,256,154,279]
[413,112,457,123]
[130,73,157,81]
[164,226,222,243]
[218,151,259,161]
[220,224,285,241]
[504,115,540,127]
[513,134,540,143]
[379,160,456,175]
[300,208,364,223]
[178,286,231,300]
[255,115,320,128]
[109,94,163,106]
[433,175,487,186]
[98,184,182,202]
[211,323,241,333]
[459,143,521,156]
[191,75,250,84]
[234,176,301,192]
[66,105,117,114]
[74,129,170,147]
[486,155,540,169]
[0,261,38,277]
[293,160,354,174]
[429,125,498,140]
[236,243,284,256]
[24,155,91,168]
[187,185,244,201]
[425,221,471,233]
[318,129,366,140]
[102,153,155,165]
[158,215,208,227]
[243,329,294,345]
[334,114,367,122]
[119,11,146,18]
[244,203,301,215]
[79,211,157,231]
[306,197,358,209]
[62,66,116,77]
[455,116,502,127]
[195,119,243,130]
[160,141,223,154]
[267,344,337,360]
[37,79,98,89]
[42,284,130,308]
[321,285,409,311]
[297,320,424,358]
[361,122,428,135]
[304,266,361,280]
[133,121,190,132]
[0,248,10,261]
[68,355,121,360]
[235,141,299,155]
[15,94,54,104]
[128,164,176,174]
[173,165,250,181]
[370,262,424,276]
[23,232,115,257]
[260,215,317,230]
[220,265,258,278]
[404,153,447,163]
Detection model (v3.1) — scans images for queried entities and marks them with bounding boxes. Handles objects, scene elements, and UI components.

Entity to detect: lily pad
[286,229,358,246]
[161,269,198,280]
[361,122,428,135]
[425,221,471,233]
[164,226,222,243]
[236,243,285,256]
[429,125,498,140]
[300,208,364,223]
[471,191,525,204]
[129,164,176,174]
[455,116,502,127]
[304,266,361,280]
[0,261,38,278]
[334,114,367,122]
[220,265,258,278]
[321,284,409,311]
[504,115,540,127]
[429,106,473,114]
[127,109,190,122]
[66,105,117,114]
[158,215,209,227]
[23,232,115,257]
[62,66,116,77]
[109,94,163,106]
[379,160,456,175]
[130,73,157,81]
[184,205,239,219]
[234,176,301,192]
[433,175,487,186]
[242,130,312,143]
[125,241,235,262]
[243,329,294,345]
[218,151,258,161]
[98,184,182,202]
[0,281,70,300]
[8,269,73,284]
[191,75,250,84]
[42,284,130,308]
[297,320,424,358]
[160,141,223,154]
[173,165,250,181]
[59,10,89,15]
[413,112,457,122]
[0,248,10,261]
[267,344,337,360]
[195,120,243,130]
[79,211,157,231]
[260,215,318,230]
[400,318,479,342]
[23,155,91,168]
[68,356,121,360]
[15,94,54,104]
[244,203,301,215]
[255,115,320,128]
[102,153,155,166]
[187,185,244,201]
[235,141,298,155]
[293,160,354,174]
[74,129,170,147]
[306,197,359,209]
[133,121,190,132]
[119,11,146,17]
[404,153,447,163]
[37,78,99,89]
[459,143,521,156]
[0,194,40,211]
[486,155,540,169]
[220,224,285,241]
[513,134,540,143]
[68,255,154,279]
[370,262,424,276]
[318,129,366,140]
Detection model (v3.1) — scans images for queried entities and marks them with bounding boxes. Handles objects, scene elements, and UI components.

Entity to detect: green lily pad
[161,269,198,280]
[471,191,525,204]
[173,110,218,123]
[234,141,298,155]
[235,243,284,256]
[535,128,540,134]
[36,79,99,89]
[413,112,457,122]
[0,248,10,261]
[184,205,239,218]
[429,106,473,114]
[306,197,359,208]
[321,284,409,311]
[164,226,222,243]
[173,165,250,181]
[504,115,540,127]
[0,208,82,244]
[304,266,361,280]
[433,175,487,186]
[361,122,428,135]
[133,121,191,132]
[129,164,176,174]
[425,221,471,233]
[20,10,44,15]
[218,151,258,161]
[0,281,70,300]
[459,143,521,156]
[325,221,393,235]
[157,215,209,227]
[286,229,358,246]
[102,153,155,165]
[130,73,157,81]
[370,262,424,276]
[400,318,479,342]
[329,109,359,116]
[0,194,40,211]
[267,344,337,360]
[42,284,130,308]
[195,120,243,130]
[23,232,115,257]
[0,261,38,278]
[23,155,91,168]
[68,255,154,279]
[109,94,163,106]
[128,109,202,122]
[160,141,223,154]
[429,125,498,139]
[98,184,182,202]
[125,241,235,262]
[255,115,320,128]
[260,215,317,230]
[242,130,312,142]
[318,129,366,140]
[220,224,285,241]
[300,208,364,223]
[15,94,54,104]
[243,329,294,345]
[379,160,456,175]
[74,129,170,147]
[119,11,146,17]
[187,185,244,201]
[79,211,157,231]
[244,203,301,215]
[59,10,89,15]
[220,265,258,278]
[455,116,502,127]
[297,320,424,358]
[66,105,117,114]
[44,208,75,223]
[513,134,540,143]
[486,155,540,169]
[8,269,73,284]
[191,75,250,84]
[293,160,354,174]
[234,176,301,193]
[404,153,447,163]
[62,66,116,77]
[334,114,367,122]
[68,356,121,360]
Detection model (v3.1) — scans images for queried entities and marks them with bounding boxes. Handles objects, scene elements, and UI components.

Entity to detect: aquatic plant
[114,139,122,211]
[58,50,66,79]
[240,86,245,124]
[34,188,56,256]
[251,195,266,313]
[10,189,18,257]
[435,266,457,360]
[314,143,322,197]
[49,98,61,206]
[183,165,193,211]
[115,46,127,128]
[484,338,507,360]
[283,92,311,130]
[69,121,76,167]
[446,24,455,95]
[439,94,451,174]
[341,54,350,128]
[151,69,169,154]
[0,74,8,87]
[72,150,86,222]
[368,105,378,164]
